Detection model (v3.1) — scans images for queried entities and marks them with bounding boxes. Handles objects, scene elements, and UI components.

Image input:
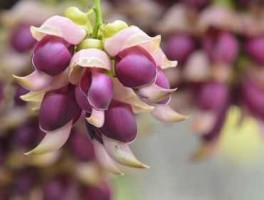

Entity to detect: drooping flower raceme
[14,5,185,172]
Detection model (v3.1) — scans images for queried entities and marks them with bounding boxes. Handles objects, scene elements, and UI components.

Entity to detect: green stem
[92,0,103,38]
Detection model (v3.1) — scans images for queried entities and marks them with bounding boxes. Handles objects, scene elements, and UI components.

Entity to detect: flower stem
[92,0,103,38]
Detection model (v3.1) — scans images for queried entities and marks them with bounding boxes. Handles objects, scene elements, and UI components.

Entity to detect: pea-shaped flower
[14,15,86,92]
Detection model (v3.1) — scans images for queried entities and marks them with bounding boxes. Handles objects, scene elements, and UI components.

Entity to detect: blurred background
[1,0,264,199]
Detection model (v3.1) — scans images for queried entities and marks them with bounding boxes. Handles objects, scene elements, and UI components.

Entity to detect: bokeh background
[0,0,264,200]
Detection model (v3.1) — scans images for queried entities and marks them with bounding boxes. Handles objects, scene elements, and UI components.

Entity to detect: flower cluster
[151,0,264,159]
[15,3,184,170]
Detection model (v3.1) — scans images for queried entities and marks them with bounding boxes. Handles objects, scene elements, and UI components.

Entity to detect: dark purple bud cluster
[155,0,264,157]
[202,30,239,64]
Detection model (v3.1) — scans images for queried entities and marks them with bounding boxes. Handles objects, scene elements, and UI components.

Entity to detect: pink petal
[102,136,149,168]
[88,72,113,110]
[93,140,124,175]
[25,120,72,155]
[152,104,188,122]
[31,15,86,45]
[86,109,105,128]
[13,71,53,91]
[104,26,162,59]
[104,26,144,57]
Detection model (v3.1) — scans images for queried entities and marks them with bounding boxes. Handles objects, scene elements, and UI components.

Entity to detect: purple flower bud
[88,72,113,110]
[10,24,36,53]
[116,50,157,88]
[155,71,170,89]
[39,85,81,131]
[32,35,73,76]
[245,36,264,65]
[99,101,137,143]
[82,182,112,200]
[164,34,196,63]
[75,70,92,112]
[196,81,229,111]
[242,78,264,120]
[14,83,28,106]
[203,31,239,64]
[68,131,95,162]
[43,177,77,200]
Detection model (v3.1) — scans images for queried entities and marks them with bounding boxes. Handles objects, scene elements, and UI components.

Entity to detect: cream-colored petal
[154,49,178,69]
[25,121,72,155]
[69,49,111,83]
[183,51,211,82]
[29,151,60,167]
[137,84,176,103]
[152,104,188,122]
[14,70,68,92]
[86,109,105,128]
[113,78,154,113]
[20,91,45,103]
[103,136,149,169]
[76,162,103,185]
[93,140,124,175]
[31,15,86,44]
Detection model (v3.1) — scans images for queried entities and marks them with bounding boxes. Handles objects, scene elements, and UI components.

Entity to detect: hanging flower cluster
[152,0,264,159]
[14,2,185,170]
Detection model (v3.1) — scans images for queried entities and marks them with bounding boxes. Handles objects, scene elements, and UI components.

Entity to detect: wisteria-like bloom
[14,4,185,172]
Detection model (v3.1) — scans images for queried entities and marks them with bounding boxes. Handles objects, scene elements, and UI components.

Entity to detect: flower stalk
[92,0,103,38]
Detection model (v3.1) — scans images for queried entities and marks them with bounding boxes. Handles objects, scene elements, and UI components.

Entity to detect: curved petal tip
[103,136,150,169]
[25,121,72,155]
[86,109,105,128]
[137,84,177,103]
[93,140,124,175]
[152,104,188,122]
